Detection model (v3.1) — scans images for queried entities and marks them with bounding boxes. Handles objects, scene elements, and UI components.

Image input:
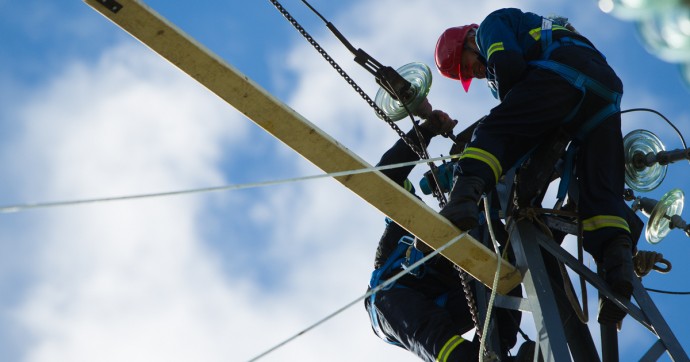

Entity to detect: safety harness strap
[367,235,413,346]
[530,60,622,202]
[530,60,621,105]
[528,20,622,204]
[542,36,606,62]
[368,233,450,346]
[540,18,553,54]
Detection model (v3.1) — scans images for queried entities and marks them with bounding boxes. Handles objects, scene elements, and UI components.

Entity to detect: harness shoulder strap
[368,236,414,289]
[367,234,422,346]
[540,17,553,52]
[529,50,622,205]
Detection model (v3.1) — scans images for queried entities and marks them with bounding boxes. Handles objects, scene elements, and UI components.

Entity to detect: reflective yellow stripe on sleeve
[582,215,630,233]
[529,27,541,40]
[529,25,570,41]
[486,42,504,60]
[436,335,465,362]
[459,147,502,183]
[403,179,414,192]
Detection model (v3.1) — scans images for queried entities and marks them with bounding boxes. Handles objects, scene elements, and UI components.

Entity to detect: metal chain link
[268,0,426,159]
[455,266,484,342]
[268,0,482,337]
[269,0,452,208]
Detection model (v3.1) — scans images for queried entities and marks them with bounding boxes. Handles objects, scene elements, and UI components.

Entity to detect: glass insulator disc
[646,188,684,244]
[374,62,432,122]
[623,129,667,192]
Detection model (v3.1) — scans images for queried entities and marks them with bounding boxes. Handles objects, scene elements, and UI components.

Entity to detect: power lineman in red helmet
[435,24,483,92]
[435,8,641,327]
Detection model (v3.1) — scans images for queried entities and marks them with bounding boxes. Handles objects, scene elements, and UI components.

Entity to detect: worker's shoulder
[485,7,526,18]
[483,8,541,23]
[479,8,543,37]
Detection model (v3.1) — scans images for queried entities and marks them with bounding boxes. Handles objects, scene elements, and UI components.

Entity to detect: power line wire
[646,287,690,295]
[0,155,455,213]
[247,231,468,362]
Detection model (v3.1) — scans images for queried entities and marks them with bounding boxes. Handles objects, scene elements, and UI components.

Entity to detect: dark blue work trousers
[458,45,630,261]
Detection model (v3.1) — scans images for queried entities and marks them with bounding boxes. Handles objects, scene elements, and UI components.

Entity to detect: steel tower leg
[496,217,689,361]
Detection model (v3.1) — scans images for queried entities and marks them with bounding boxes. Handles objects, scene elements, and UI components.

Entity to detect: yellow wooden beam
[83,0,521,293]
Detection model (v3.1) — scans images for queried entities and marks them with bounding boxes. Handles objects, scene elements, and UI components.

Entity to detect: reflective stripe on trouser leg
[582,215,630,233]
[459,147,502,184]
[436,335,466,362]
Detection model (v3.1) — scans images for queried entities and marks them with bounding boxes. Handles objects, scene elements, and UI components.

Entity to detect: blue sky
[1,0,689,361]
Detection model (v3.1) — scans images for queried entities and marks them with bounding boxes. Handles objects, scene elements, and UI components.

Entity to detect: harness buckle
[399,236,427,277]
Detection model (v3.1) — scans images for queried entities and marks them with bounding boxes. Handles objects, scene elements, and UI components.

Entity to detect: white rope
[479,197,503,362]
[247,231,468,362]
[0,155,455,213]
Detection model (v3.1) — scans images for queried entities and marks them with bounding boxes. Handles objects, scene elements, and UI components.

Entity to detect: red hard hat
[435,24,479,92]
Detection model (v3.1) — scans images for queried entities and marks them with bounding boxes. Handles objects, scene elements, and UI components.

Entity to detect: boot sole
[439,209,478,231]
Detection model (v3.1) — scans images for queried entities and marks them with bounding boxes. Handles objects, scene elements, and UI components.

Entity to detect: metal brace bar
[639,340,668,362]
[631,277,689,360]
[532,229,651,329]
[510,220,571,361]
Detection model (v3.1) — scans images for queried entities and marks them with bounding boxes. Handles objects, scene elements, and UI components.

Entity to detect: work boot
[597,235,635,325]
[505,340,542,362]
[515,340,539,362]
[439,175,485,230]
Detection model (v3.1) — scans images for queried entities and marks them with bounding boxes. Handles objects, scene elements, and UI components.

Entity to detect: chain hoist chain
[268,3,487,357]
[269,0,480,310]
[268,0,427,159]
[269,2,479,329]
[269,0,452,208]
[455,266,484,342]
[269,2,482,331]
[432,174,448,207]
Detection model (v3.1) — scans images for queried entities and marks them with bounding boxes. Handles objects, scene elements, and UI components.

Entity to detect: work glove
[413,98,433,119]
[617,250,669,331]
[419,110,457,136]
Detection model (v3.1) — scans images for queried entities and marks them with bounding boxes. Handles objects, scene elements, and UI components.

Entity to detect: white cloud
[3,31,416,362]
[6,41,264,362]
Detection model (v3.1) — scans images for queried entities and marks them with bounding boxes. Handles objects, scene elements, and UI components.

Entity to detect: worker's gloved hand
[413,98,433,119]
[633,250,664,277]
[420,110,457,136]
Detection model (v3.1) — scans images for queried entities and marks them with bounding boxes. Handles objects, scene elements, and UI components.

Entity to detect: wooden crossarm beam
[83,0,522,293]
